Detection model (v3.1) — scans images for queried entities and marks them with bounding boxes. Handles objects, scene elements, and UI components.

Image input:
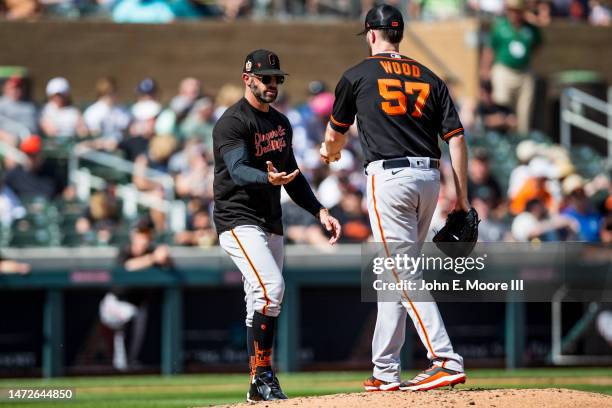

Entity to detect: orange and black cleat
[400,366,466,391]
[363,376,400,391]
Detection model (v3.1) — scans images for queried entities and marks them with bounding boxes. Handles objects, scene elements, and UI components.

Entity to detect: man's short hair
[525,198,544,213]
[133,217,154,235]
[379,28,403,44]
[96,77,117,98]
[472,147,490,162]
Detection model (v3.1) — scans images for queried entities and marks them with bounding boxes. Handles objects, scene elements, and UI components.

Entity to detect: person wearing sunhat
[508,139,541,199]
[212,49,341,401]
[510,156,556,215]
[40,77,88,139]
[480,0,542,134]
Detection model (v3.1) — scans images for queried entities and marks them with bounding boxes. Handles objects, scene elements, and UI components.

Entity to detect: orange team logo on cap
[392,21,399,27]
[257,62,261,68]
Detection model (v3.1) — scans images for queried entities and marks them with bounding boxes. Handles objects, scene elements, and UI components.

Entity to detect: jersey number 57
[378,79,430,118]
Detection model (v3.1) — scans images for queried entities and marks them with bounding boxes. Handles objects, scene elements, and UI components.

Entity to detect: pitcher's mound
[221,388,611,407]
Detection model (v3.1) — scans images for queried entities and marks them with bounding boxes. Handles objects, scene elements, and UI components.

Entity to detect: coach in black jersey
[213,49,340,402]
[321,4,469,392]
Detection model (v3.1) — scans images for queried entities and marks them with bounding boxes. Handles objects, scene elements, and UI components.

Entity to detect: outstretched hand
[319,208,341,245]
[266,161,300,185]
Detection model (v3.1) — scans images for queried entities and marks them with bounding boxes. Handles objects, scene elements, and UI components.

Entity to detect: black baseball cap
[358,4,405,35]
[243,49,288,76]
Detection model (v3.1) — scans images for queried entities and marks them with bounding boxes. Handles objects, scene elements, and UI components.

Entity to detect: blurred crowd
[0,67,610,251]
[0,0,610,251]
[0,0,609,24]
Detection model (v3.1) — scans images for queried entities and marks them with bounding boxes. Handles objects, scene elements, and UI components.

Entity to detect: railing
[1,137,187,233]
[0,139,28,165]
[2,244,609,377]
[560,87,612,168]
[551,289,612,365]
[70,145,186,232]
[72,167,186,232]
[71,144,176,200]
[0,112,32,166]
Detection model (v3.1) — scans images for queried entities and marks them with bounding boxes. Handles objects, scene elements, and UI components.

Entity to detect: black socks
[247,325,255,380]
[251,311,277,374]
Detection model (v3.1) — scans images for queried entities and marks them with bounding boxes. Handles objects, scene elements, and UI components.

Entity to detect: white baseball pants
[366,159,464,382]
[219,225,285,327]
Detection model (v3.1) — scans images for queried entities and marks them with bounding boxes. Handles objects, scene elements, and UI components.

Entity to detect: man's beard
[249,82,277,104]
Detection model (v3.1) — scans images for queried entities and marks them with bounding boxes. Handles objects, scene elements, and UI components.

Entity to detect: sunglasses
[251,74,285,85]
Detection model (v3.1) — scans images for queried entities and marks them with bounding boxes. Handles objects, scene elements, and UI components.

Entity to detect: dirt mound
[219,388,611,407]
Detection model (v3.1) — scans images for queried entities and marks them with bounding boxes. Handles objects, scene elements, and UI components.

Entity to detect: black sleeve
[222,145,269,187]
[214,115,248,157]
[437,81,464,142]
[283,149,324,218]
[329,75,357,134]
[215,115,269,187]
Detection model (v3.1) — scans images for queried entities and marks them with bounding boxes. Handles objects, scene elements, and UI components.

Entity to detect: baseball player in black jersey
[320,4,469,392]
[213,49,341,402]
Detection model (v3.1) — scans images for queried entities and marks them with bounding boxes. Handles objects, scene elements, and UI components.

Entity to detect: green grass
[0,368,610,407]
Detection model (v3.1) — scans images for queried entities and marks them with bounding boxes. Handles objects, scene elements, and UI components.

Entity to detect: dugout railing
[0,244,609,378]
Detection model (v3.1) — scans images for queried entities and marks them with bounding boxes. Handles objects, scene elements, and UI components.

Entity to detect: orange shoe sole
[400,373,466,391]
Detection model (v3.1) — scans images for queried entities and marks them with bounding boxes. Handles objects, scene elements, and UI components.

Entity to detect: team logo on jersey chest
[254,125,287,157]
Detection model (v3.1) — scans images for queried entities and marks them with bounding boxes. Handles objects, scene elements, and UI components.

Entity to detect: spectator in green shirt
[480,0,542,134]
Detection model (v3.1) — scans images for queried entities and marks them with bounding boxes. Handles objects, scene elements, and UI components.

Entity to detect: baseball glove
[433,208,480,258]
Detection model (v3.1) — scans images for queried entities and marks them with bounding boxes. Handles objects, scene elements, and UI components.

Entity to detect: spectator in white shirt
[84,77,131,150]
[40,77,88,139]
[511,198,577,241]
[156,77,202,136]
[130,78,162,138]
[508,139,539,199]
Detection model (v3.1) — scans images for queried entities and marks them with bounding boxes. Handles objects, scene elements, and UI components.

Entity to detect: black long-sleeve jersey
[213,98,322,235]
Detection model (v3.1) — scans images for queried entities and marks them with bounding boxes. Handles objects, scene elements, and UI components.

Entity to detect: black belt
[382,157,440,170]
